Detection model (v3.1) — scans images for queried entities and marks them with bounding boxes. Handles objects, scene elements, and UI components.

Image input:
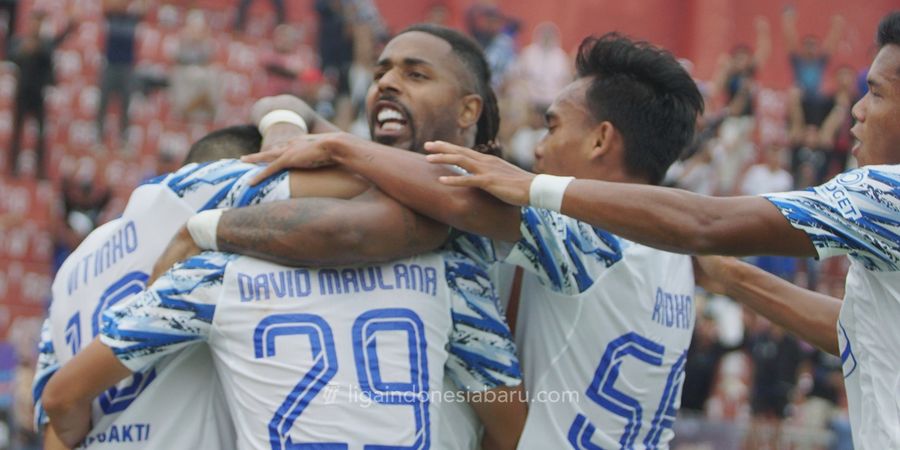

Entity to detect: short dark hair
[576,33,704,185]
[877,11,900,48]
[183,125,262,164]
[400,23,501,156]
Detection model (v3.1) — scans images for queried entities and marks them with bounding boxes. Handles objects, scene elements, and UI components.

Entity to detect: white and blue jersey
[99,250,522,450]
[34,160,290,448]
[764,165,900,449]
[488,207,695,450]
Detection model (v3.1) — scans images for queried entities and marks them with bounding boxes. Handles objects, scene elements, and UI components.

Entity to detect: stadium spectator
[6,9,76,179]
[170,10,217,121]
[96,0,147,147]
[0,0,17,57]
[711,16,770,117]
[233,0,285,32]
[260,24,319,99]
[681,312,743,415]
[783,8,845,99]
[746,320,804,449]
[513,22,572,111]
[53,157,112,272]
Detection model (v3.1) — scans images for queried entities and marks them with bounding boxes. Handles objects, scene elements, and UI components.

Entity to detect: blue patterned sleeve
[100,252,238,372]
[444,231,503,270]
[32,318,57,429]
[444,251,522,392]
[505,207,624,295]
[143,159,291,212]
[764,166,900,271]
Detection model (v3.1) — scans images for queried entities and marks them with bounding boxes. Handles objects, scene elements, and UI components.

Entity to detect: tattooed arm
[216,187,449,266]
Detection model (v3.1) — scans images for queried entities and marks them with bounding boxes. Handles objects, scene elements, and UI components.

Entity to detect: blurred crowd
[0,0,867,449]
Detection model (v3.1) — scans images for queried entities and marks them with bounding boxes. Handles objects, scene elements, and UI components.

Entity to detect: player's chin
[374,135,414,152]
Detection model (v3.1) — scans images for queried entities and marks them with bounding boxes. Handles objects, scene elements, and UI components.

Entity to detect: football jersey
[33,160,290,448]
[100,250,522,450]
[764,165,900,449]
[504,207,695,449]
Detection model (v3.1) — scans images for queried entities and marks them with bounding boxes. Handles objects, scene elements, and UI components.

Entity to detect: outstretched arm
[423,141,817,257]
[244,133,522,242]
[694,256,840,355]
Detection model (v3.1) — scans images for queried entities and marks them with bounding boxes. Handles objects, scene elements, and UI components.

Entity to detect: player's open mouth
[373,102,411,140]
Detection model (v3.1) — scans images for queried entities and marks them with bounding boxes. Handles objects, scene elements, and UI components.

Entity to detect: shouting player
[183,33,704,448]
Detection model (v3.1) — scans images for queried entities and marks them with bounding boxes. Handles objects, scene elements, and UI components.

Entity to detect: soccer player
[184,33,704,448]
[42,233,524,450]
[42,25,524,448]
[418,11,900,450]
[32,125,373,448]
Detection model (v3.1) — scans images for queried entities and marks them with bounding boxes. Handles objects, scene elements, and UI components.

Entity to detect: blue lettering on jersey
[651,288,693,330]
[82,422,151,445]
[66,221,139,295]
[238,269,313,302]
[236,264,438,302]
[817,182,862,220]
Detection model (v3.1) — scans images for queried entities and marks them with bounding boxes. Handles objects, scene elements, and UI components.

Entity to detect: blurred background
[0,0,893,448]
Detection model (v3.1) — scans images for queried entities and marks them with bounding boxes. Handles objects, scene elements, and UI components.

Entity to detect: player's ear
[458,94,483,130]
[588,121,619,161]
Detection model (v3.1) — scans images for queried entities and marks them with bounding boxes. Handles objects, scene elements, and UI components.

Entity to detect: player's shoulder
[812,165,900,210]
[522,206,624,262]
[140,159,255,193]
[156,251,239,294]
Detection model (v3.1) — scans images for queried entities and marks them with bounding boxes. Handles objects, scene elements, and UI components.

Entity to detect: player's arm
[425,141,817,257]
[444,253,526,449]
[243,132,523,242]
[43,425,69,450]
[42,339,131,447]
[471,385,527,450]
[31,319,72,449]
[215,187,449,266]
[32,319,58,431]
[45,253,227,446]
[694,256,841,355]
[250,95,340,135]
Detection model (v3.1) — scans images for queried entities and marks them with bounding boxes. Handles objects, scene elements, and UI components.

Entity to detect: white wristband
[187,209,224,251]
[529,174,574,212]
[258,109,308,135]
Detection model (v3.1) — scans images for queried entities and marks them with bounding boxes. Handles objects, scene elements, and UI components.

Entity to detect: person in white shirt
[738,144,793,196]
[418,11,900,450]
[32,126,296,449]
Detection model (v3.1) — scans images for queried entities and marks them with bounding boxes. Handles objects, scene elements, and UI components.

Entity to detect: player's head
[850,11,900,167]
[183,125,262,164]
[534,33,703,185]
[366,24,500,155]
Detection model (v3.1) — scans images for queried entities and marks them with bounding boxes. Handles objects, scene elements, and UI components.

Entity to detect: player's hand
[692,255,735,296]
[424,141,535,207]
[243,133,347,185]
[150,225,201,284]
[258,122,309,156]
